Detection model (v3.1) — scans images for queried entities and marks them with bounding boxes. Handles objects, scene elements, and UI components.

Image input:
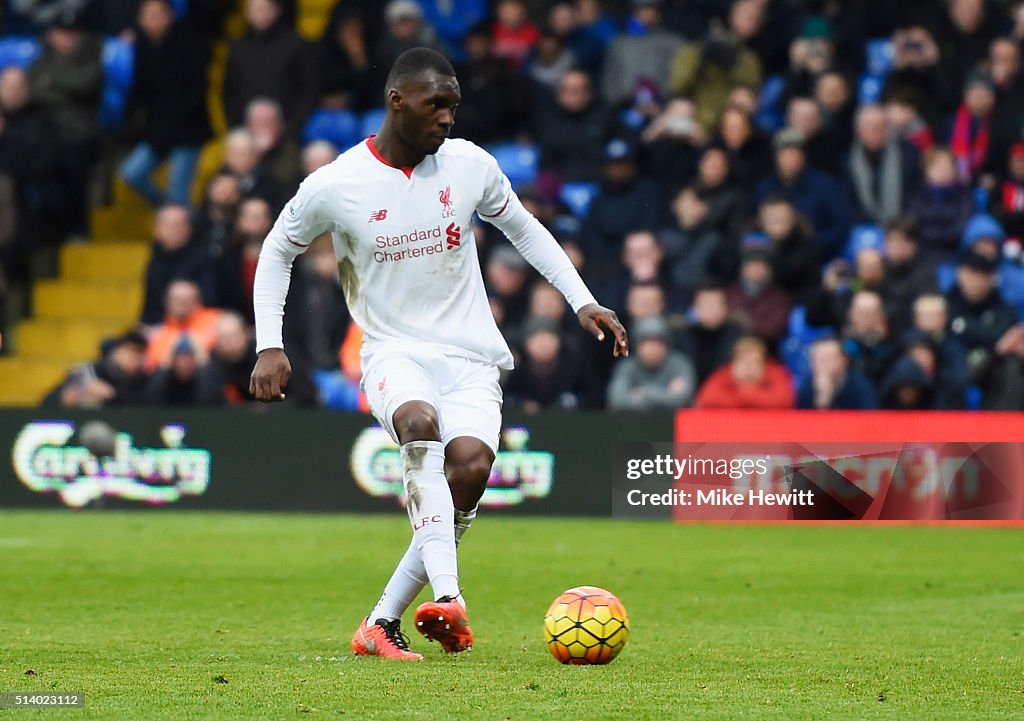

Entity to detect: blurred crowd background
[3,0,1024,412]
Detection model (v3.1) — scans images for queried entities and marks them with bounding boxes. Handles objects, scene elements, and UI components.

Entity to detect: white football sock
[368,504,479,621]
[402,440,459,601]
[368,538,428,622]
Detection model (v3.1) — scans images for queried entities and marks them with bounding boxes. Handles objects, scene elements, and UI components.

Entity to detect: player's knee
[393,402,441,443]
[446,453,493,509]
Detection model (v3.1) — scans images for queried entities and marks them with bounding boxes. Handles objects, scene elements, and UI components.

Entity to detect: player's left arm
[481,190,628,357]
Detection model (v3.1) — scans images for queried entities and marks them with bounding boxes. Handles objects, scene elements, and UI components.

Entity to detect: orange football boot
[413,596,474,653]
[351,617,424,660]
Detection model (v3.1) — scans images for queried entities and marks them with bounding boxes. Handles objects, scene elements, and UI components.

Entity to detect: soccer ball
[543,586,629,664]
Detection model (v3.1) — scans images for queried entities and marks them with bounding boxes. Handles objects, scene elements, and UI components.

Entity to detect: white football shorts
[361,343,503,453]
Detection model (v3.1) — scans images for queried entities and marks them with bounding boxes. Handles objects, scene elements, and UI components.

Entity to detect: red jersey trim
[366,136,415,179]
[479,196,510,218]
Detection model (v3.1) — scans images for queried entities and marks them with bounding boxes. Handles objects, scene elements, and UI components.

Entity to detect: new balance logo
[368,209,388,222]
[446,223,461,250]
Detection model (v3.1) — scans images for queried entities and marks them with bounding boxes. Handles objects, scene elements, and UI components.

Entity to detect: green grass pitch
[1,510,1021,720]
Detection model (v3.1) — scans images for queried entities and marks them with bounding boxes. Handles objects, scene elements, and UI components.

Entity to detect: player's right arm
[250,183,334,402]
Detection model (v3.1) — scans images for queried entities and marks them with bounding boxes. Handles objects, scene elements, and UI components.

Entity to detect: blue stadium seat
[102,37,134,91]
[845,224,885,261]
[936,261,957,293]
[303,109,361,150]
[170,0,188,17]
[488,142,539,189]
[754,74,785,133]
[780,305,833,382]
[560,181,599,218]
[858,73,884,104]
[865,38,894,77]
[98,85,127,129]
[360,107,387,139]
[0,36,41,70]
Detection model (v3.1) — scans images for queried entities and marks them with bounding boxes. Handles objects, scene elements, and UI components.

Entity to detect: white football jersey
[260,137,594,369]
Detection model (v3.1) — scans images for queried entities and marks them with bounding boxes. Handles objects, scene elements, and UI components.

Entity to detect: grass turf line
[0,510,1021,720]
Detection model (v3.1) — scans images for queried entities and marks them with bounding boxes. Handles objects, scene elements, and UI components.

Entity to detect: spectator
[787,96,845,177]
[947,247,1023,409]
[209,196,273,318]
[933,0,1009,96]
[220,128,283,209]
[881,216,938,339]
[678,280,744,386]
[988,36,1024,122]
[454,24,527,144]
[912,293,968,410]
[756,196,821,304]
[658,186,721,301]
[884,92,935,155]
[715,105,770,190]
[639,98,706,194]
[245,98,301,195]
[695,335,795,409]
[581,138,662,272]
[669,9,762,134]
[301,140,338,177]
[845,104,921,225]
[27,9,102,241]
[601,0,684,106]
[283,236,349,372]
[693,145,743,238]
[145,279,223,371]
[797,336,879,409]
[119,0,211,208]
[197,312,259,405]
[907,147,974,261]
[842,289,896,389]
[0,66,61,262]
[623,280,666,328]
[782,16,839,105]
[607,315,696,410]
[492,0,540,71]
[140,205,211,325]
[725,241,792,349]
[314,9,376,113]
[994,142,1024,239]
[814,71,855,153]
[223,0,316,138]
[144,335,206,405]
[547,0,608,76]
[884,25,953,126]
[375,0,450,81]
[504,316,583,412]
[754,128,850,258]
[44,331,149,408]
[949,69,1003,184]
[527,31,576,96]
[485,245,532,333]
[420,0,488,56]
[193,172,241,251]
[533,68,606,182]
[879,352,937,410]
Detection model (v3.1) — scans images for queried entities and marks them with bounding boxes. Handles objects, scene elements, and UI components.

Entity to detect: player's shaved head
[386,47,455,92]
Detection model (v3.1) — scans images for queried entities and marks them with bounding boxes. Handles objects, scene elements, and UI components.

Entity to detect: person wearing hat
[753,126,850,258]
[374,0,450,81]
[581,136,662,272]
[607,315,695,410]
[26,7,102,242]
[946,245,1023,408]
[725,233,792,349]
[143,334,206,406]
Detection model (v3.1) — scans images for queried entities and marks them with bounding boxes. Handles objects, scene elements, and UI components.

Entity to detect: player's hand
[250,348,291,402]
[578,303,629,357]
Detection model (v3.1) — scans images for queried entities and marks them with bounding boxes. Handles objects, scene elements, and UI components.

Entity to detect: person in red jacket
[694,336,795,408]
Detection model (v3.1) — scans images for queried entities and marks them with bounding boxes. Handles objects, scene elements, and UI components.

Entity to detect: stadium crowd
[3,0,1024,411]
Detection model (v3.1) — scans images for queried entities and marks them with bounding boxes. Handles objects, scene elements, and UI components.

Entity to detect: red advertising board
[671,411,1024,522]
